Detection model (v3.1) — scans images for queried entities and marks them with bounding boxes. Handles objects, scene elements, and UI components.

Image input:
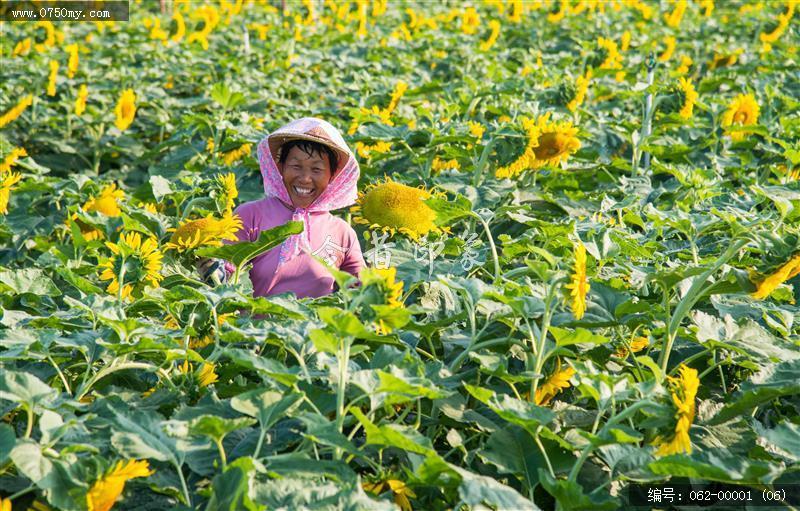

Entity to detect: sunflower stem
[470,212,500,283]
[23,405,34,439]
[567,399,656,482]
[530,282,557,402]
[334,335,353,461]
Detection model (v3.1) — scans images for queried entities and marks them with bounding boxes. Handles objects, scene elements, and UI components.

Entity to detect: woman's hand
[196,258,228,286]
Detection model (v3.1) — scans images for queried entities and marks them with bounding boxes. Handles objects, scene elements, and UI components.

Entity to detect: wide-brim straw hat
[267,122,350,174]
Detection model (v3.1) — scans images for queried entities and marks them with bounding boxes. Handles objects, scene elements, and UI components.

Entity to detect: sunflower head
[358,266,407,335]
[165,213,243,252]
[99,231,163,300]
[721,93,759,141]
[663,77,698,120]
[351,176,443,241]
[114,88,136,132]
[66,212,104,241]
[83,183,124,217]
[215,173,238,212]
[530,115,581,166]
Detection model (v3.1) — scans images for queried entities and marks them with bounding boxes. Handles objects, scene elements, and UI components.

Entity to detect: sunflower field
[1,0,800,509]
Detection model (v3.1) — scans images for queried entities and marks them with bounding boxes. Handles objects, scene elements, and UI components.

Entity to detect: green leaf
[538,470,618,510]
[0,424,14,464]
[424,193,473,227]
[316,307,381,340]
[210,82,247,110]
[9,440,53,484]
[222,348,298,386]
[466,384,555,432]
[376,369,451,404]
[709,359,800,425]
[758,421,800,463]
[0,370,57,410]
[308,329,339,354]
[102,402,181,465]
[452,465,539,511]
[264,455,356,485]
[205,456,265,511]
[197,221,304,268]
[480,426,574,491]
[0,268,61,296]
[189,415,256,443]
[149,174,173,200]
[549,326,609,347]
[350,408,438,458]
[648,450,782,484]
[231,390,303,430]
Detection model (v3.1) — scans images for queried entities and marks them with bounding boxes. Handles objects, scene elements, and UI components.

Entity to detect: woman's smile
[279,145,333,208]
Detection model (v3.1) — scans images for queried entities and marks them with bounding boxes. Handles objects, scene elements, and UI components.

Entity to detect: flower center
[733,110,748,124]
[534,133,568,159]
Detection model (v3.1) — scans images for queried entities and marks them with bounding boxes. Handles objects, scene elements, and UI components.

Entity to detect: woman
[201,117,365,298]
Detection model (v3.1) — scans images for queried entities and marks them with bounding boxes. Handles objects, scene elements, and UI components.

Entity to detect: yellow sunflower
[0,172,23,215]
[495,112,581,179]
[0,95,33,128]
[87,459,153,511]
[221,143,252,166]
[751,253,800,299]
[565,242,590,319]
[83,183,124,217]
[164,213,242,252]
[65,43,79,78]
[653,365,698,456]
[677,77,698,120]
[47,60,58,97]
[566,69,592,112]
[114,89,136,132]
[196,362,219,387]
[467,121,485,139]
[99,231,163,300]
[75,84,89,116]
[363,478,416,511]
[351,176,442,241]
[615,335,649,358]
[535,359,575,406]
[596,36,623,70]
[215,172,238,212]
[721,93,760,141]
[431,156,460,173]
[65,213,104,241]
[0,147,27,174]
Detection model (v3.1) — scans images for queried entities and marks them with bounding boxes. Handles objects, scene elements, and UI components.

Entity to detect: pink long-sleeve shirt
[233,196,364,299]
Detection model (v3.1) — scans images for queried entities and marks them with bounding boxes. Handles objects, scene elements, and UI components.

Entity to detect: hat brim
[268,133,349,174]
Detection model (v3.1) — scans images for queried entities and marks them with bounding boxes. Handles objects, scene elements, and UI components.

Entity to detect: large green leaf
[538,470,618,511]
[452,465,540,511]
[0,268,61,296]
[189,415,256,444]
[205,456,264,511]
[0,424,14,464]
[197,221,303,268]
[101,402,182,465]
[231,390,303,430]
[709,360,800,425]
[757,421,800,463]
[0,370,57,411]
[549,326,610,347]
[647,450,783,484]
[424,193,473,227]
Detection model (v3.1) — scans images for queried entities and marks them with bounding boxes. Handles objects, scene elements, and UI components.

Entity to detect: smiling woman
[202,117,365,298]
[277,139,339,209]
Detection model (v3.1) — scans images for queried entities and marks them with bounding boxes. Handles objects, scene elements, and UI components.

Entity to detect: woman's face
[279,145,332,209]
